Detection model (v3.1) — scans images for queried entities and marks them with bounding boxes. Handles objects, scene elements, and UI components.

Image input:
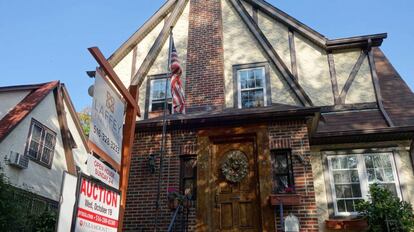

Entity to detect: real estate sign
[87,155,120,189]
[89,71,125,166]
[73,175,120,232]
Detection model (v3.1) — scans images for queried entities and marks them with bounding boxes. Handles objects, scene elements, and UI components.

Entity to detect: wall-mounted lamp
[148,154,157,174]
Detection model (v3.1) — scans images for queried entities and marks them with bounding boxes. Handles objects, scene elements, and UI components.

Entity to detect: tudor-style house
[106,0,414,231]
[0,81,89,213]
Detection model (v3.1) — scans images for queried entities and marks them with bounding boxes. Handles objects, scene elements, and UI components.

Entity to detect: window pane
[44,132,55,148]
[152,79,171,100]
[337,200,346,212]
[273,155,288,174]
[28,141,40,159]
[32,124,42,141]
[275,176,289,193]
[41,148,52,165]
[351,184,362,197]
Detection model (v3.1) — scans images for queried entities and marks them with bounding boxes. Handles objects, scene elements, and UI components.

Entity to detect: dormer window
[234,63,271,109]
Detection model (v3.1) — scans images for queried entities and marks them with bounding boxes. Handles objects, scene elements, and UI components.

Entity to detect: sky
[0,0,413,111]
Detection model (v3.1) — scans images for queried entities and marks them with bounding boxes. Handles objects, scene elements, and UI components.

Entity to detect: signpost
[87,47,140,231]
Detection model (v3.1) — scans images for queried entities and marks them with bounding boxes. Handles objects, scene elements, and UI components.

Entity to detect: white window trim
[327,152,402,217]
[26,119,57,167]
[149,78,171,112]
[237,67,267,109]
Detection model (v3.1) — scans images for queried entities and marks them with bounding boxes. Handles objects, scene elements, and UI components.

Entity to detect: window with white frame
[149,78,172,112]
[327,153,401,216]
[25,119,57,167]
[237,67,267,108]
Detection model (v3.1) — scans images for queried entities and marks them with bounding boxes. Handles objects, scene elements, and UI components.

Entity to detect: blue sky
[0,0,413,111]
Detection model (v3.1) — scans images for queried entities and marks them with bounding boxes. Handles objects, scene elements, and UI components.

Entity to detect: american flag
[169,39,186,114]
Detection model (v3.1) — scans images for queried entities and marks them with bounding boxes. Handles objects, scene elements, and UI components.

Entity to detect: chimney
[185,0,225,111]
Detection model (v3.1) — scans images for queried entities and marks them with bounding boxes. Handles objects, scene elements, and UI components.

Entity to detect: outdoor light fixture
[148,154,157,174]
[88,85,94,97]
[86,70,96,78]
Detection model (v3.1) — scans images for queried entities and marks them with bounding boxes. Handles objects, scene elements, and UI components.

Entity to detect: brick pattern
[123,130,197,231]
[268,120,319,232]
[185,0,225,108]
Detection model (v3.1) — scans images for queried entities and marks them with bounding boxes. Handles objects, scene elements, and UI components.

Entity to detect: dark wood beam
[229,0,313,107]
[327,52,340,105]
[108,0,176,67]
[131,0,188,87]
[54,86,77,175]
[338,51,366,104]
[244,0,327,48]
[252,6,258,23]
[367,48,394,127]
[288,29,298,79]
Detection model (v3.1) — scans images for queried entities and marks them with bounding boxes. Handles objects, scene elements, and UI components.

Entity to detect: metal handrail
[167,205,183,232]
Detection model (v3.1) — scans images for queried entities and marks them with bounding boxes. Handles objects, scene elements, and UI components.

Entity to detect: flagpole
[153,26,174,232]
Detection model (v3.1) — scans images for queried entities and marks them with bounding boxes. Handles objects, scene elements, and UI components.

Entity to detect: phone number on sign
[93,125,120,154]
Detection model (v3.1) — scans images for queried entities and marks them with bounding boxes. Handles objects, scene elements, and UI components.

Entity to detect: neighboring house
[106,0,414,231]
[0,81,89,211]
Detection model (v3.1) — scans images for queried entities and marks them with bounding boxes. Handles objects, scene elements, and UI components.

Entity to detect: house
[0,81,89,212]
[106,0,414,231]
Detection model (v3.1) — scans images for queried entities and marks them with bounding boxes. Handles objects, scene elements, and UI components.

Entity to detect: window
[180,156,197,201]
[237,67,268,108]
[271,150,295,193]
[25,119,57,167]
[149,78,172,112]
[328,153,401,216]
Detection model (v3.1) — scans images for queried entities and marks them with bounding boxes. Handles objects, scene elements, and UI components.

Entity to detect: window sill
[325,218,367,231]
[28,156,52,169]
[269,194,302,206]
[148,110,170,119]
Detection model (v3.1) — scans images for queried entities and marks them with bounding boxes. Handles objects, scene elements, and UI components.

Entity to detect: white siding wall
[0,91,30,119]
[0,93,68,201]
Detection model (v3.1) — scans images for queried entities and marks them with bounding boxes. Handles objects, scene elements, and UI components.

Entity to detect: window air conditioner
[9,151,29,169]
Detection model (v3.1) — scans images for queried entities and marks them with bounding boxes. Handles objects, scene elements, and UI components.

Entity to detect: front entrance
[211,140,261,231]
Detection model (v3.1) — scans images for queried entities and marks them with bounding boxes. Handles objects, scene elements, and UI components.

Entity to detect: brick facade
[123,130,197,231]
[269,121,319,232]
[185,0,225,109]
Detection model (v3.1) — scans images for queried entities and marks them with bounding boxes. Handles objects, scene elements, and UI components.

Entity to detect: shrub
[356,184,414,232]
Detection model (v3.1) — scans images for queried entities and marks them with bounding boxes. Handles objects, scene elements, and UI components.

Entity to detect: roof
[0,81,59,142]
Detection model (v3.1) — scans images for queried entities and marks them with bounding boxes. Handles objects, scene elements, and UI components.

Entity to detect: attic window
[25,119,57,168]
[233,63,271,109]
[149,77,172,112]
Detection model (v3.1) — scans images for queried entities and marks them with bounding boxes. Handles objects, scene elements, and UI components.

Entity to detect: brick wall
[123,130,197,231]
[268,120,319,232]
[185,0,225,109]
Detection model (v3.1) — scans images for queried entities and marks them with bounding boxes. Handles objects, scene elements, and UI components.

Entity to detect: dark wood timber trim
[229,0,313,107]
[60,85,90,153]
[54,86,77,175]
[244,0,326,47]
[252,6,258,23]
[288,29,298,79]
[326,33,387,48]
[108,0,176,67]
[321,102,378,113]
[131,46,138,80]
[367,48,394,127]
[320,152,335,218]
[327,52,340,105]
[131,0,188,87]
[338,51,367,104]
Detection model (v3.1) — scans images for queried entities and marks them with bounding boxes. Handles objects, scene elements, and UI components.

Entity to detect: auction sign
[72,174,120,232]
[87,155,120,189]
[89,70,125,166]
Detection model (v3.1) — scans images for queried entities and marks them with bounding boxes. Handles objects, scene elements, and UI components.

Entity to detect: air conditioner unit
[9,151,29,169]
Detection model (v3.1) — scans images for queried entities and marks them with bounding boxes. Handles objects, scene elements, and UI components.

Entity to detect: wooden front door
[212,141,261,231]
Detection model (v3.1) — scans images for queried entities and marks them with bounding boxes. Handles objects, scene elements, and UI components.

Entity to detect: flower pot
[325,219,368,230]
[269,194,302,206]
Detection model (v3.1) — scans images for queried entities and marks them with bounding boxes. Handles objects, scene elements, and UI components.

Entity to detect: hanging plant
[221,150,249,183]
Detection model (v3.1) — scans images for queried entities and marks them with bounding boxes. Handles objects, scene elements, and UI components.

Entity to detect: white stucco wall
[0,93,69,201]
[0,90,30,119]
[222,0,299,108]
[258,11,292,73]
[294,33,333,106]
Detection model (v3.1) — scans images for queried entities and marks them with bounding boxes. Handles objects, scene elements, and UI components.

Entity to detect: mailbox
[285,214,299,232]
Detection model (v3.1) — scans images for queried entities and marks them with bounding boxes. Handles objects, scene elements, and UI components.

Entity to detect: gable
[0,90,30,120]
